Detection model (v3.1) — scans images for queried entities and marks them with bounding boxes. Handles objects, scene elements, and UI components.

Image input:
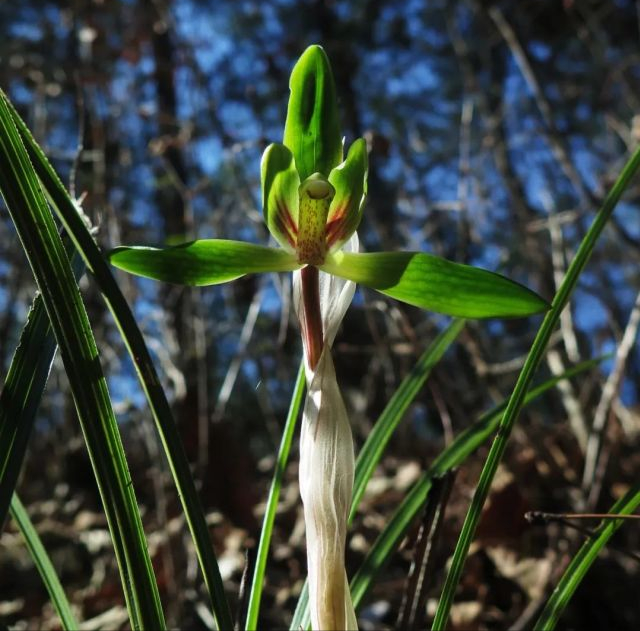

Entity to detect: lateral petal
[326,138,368,252]
[260,143,300,251]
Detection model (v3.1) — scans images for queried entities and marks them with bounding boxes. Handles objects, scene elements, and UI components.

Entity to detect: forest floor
[2,415,640,630]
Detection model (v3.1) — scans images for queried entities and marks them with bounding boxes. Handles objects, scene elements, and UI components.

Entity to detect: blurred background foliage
[1,0,640,629]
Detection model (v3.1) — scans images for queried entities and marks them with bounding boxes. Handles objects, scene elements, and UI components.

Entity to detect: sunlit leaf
[284,45,342,180]
[322,250,549,318]
[326,138,368,252]
[109,239,301,285]
[0,89,165,630]
[261,142,300,250]
[11,494,78,631]
[6,92,235,630]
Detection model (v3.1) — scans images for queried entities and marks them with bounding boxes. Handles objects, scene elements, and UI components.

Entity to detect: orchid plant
[110,45,548,630]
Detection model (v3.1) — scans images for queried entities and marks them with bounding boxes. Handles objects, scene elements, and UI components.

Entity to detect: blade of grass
[351,318,465,522]
[10,493,79,630]
[431,144,640,630]
[245,361,305,630]
[350,357,605,609]
[0,233,84,531]
[534,482,640,630]
[0,92,164,630]
[6,93,234,630]
[290,318,465,630]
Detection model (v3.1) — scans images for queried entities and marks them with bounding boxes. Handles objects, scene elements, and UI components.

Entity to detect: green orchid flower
[110,45,548,327]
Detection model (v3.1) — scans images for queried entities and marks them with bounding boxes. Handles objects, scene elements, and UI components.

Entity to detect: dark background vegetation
[1,0,640,628]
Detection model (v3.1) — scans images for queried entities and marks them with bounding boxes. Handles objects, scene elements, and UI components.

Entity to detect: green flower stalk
[109,45,549,630]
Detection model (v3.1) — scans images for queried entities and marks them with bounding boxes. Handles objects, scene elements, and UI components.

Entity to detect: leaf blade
[350,319,465,522]
[431,143,640,630]
[0,233,83,531]
[7,96,235,630]
[10,494,79,630]
[350,357,607,610]
[246,362,306,630]
[0,90,164,630]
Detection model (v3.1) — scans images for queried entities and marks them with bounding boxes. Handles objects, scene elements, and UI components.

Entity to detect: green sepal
[326,138,368,252]
[283,45,342,181]
[321,251,550,318]
[109,240,302,286]
[261,143,300,251]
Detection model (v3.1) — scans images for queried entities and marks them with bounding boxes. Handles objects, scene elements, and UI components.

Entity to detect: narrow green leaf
[7,95,234,630]
[535,483,640,630]
[246,362,306,630]
[322,251,549,318]
[109,240,301,285]
[350,319,465,522]
[10,494,79,630]
[0,90,164,630]
[326,138,368,252]
[283,45,342,180]
[431,144,640,630]
[290,583,310,631]
[350,357,607,610]
[0,233,84,531]
[261,142,300,250]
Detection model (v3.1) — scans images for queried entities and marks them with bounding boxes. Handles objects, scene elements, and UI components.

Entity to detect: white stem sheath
[299,350,356,630]
[293,233,359,630]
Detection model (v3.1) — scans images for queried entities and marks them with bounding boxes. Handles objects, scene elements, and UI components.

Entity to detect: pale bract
[293,233,358,630]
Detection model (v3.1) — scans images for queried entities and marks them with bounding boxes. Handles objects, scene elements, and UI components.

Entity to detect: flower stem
[301,265,323,370]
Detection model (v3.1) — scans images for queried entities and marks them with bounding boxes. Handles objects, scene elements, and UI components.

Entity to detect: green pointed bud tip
[284,45,342,181]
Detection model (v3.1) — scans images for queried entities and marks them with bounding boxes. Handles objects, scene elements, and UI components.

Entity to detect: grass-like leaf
[322,250,549,317]
[534,483,640,630]
[431,144,640,630]
[245,362,306,630]
[10,494,79,630]
[350,357,606,609]
[0,234,84,531]
[291,356,602,630]
[109,240,301,285]
[0,90,164,630]
[350,318,466,521]
[6,94,234,629]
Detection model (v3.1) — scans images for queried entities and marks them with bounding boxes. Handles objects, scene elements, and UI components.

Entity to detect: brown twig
[397,470,457,631]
